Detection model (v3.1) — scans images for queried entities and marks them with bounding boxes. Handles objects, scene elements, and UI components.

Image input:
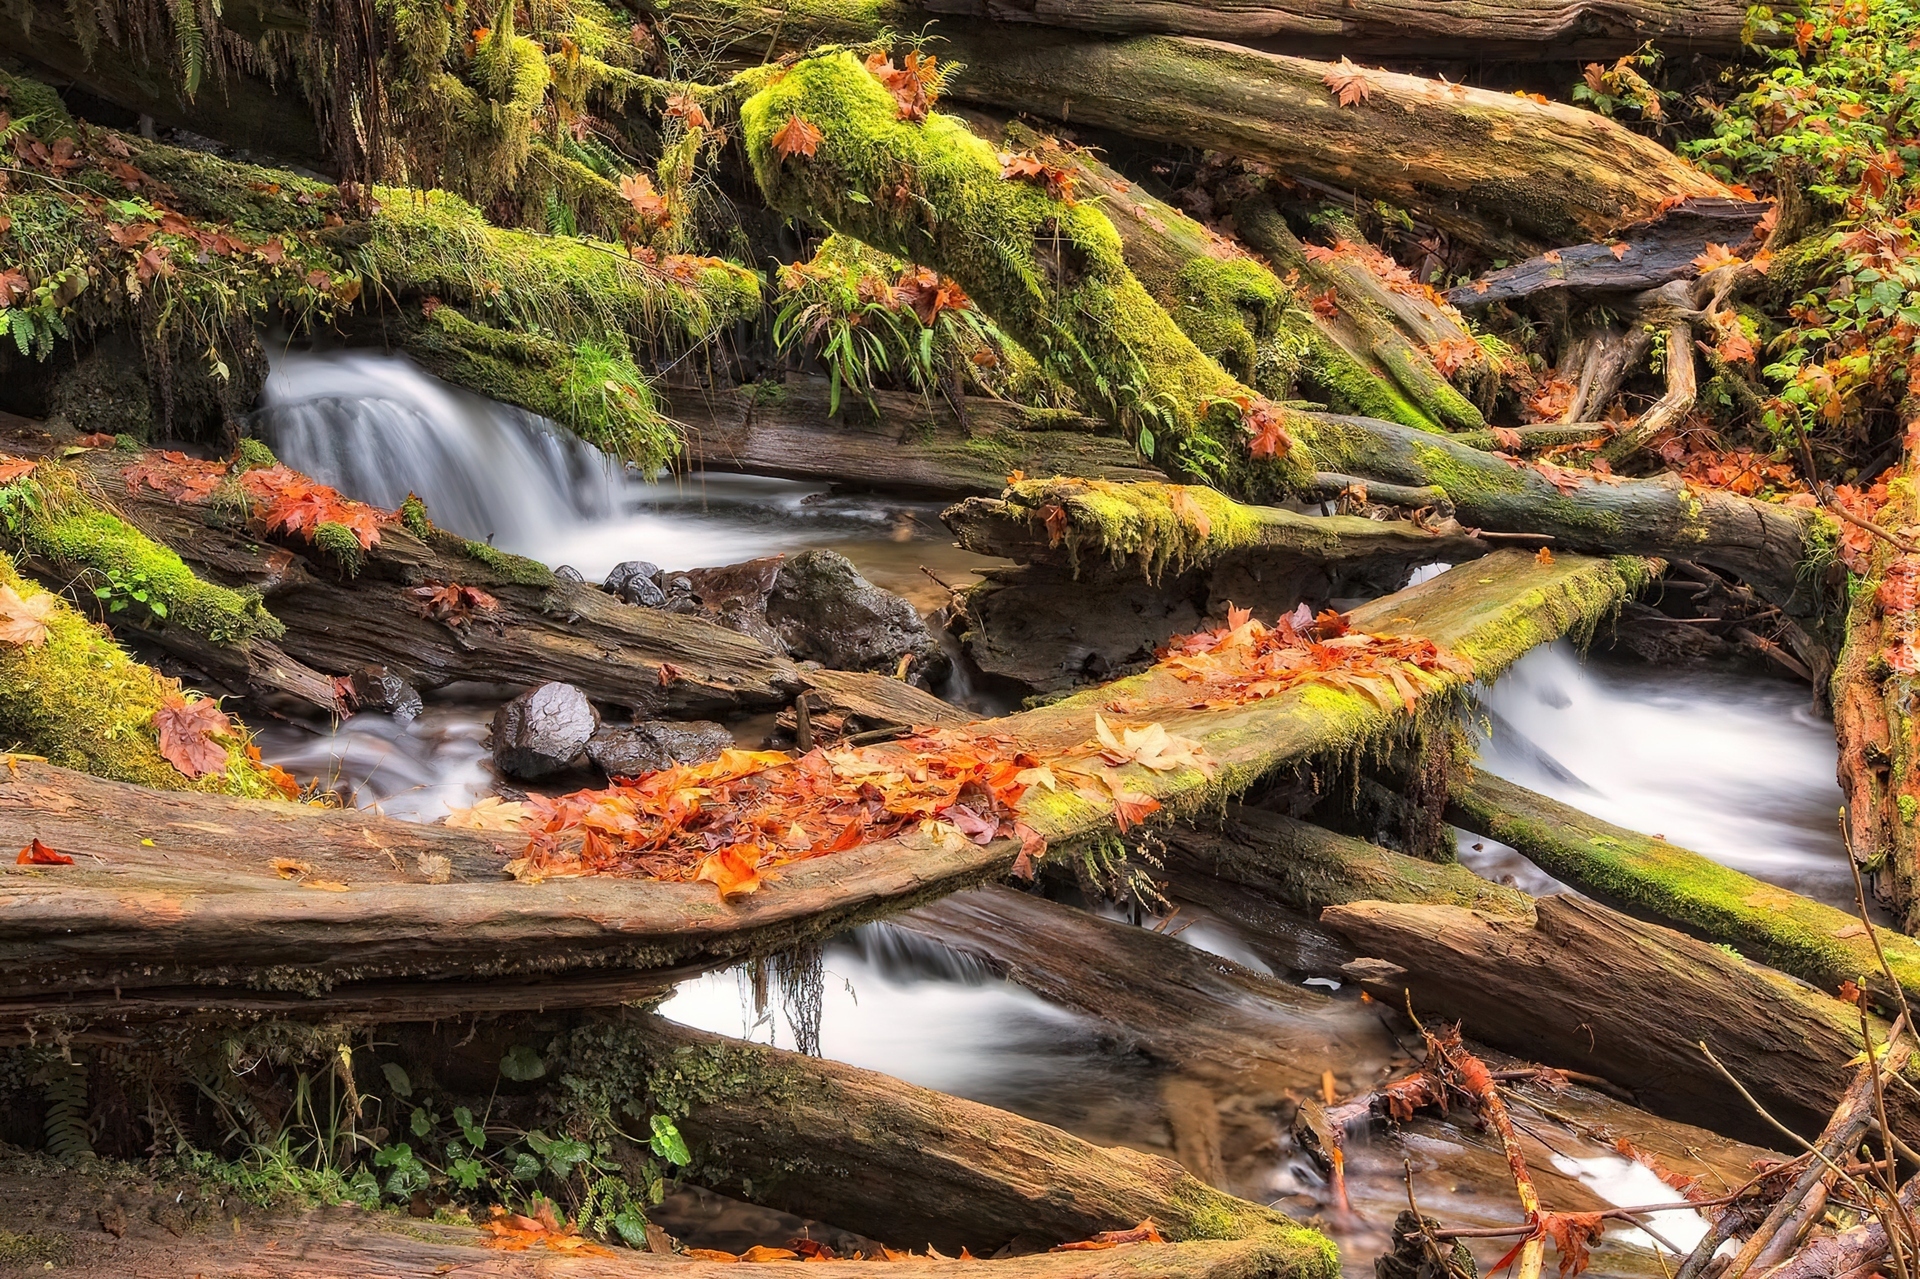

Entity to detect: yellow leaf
[0,585,58,647]
[445,796,531,831]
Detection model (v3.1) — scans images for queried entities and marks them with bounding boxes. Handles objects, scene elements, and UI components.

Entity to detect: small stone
[553,564,585,584]
[492,682,599,779]
[347,665,424,726]
[604,560,664,606]
[587,720,735,778]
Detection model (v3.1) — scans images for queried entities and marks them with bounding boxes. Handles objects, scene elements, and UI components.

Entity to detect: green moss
[233,437,278,471]
[738,52,1312,493]
[0,553,286,795]
[312,521,366,577]
[460,538,556,586]
[400,494,434,538]
[999,477,1264,580]
[1900,794,1917,825]
[4,469,284,646]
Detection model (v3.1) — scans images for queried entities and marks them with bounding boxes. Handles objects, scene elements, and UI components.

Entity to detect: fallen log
[0,1149,1333,1279]
[1162,804,1534,920]
[609,1014,1328,1257]
[909,0,1749,57]
[1446,769,1920,1012]
[942,477,1490,689]
[1447,198,1773,310]
[695,3,1738,250]
[1323,894,1920,1145]
[892,883,1774,1245]
[665,378,1164,498]
[0,551,1639,1004]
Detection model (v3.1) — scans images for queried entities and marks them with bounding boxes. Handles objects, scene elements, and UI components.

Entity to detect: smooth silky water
[247,350,1831,1275]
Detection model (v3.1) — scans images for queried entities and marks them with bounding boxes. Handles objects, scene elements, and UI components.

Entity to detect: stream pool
[249,348,1836,1277]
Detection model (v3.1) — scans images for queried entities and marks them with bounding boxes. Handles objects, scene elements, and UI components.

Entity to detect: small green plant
[92,566,170,618]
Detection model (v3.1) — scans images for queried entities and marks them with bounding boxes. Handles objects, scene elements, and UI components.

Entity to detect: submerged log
[666,378,1164,498]
[0,1150,1333,1279]
[616,1014,1328,1258]
[0,552,1639,1004]
[1446,769,1920,1011]
[1323,894,1920,1145]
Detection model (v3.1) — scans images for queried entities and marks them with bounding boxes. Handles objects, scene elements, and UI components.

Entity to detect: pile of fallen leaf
[1157,603,1473,714]
[123,449,393,551]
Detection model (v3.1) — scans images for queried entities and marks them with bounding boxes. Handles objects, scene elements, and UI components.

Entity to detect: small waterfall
[253,348,625,551]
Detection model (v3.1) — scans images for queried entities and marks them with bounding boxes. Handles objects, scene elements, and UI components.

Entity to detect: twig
[1429,1191,1755,1239]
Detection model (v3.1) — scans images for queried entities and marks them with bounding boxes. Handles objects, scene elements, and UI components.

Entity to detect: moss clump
[460,538,556,587]
[0,553,286,795]
[312,521,366,577]
[233,437,279,471]
[738,52,1313,493]
[400,494,434,538]
[1,468,284,646]
[997,477,1263,580]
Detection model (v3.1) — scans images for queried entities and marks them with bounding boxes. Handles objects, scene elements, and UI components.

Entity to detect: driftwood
[910,0,1749,57]
[666,379,1165,498]
[0,1151,1332,1279]
[618,1015,1323,1257]
[1447,198,1773,310]
[1323,894,1920,1146]
[0,552,1640,1006]
[1446,769,1920,1012]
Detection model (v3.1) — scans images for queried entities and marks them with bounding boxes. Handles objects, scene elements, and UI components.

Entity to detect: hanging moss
[0,553,287,796]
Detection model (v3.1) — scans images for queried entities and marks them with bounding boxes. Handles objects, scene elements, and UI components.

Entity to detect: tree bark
[1322,894,1920,1147]
[613,1014,1329,1258]
[1446,769,1920,1013]
[665,378,1165,498]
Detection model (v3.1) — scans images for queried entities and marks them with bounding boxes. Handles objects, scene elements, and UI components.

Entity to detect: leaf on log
[0,455,35,483]
[865,50,941,123]
[999,151,1077,204]
[153,694,232,779]
[445,796,531,831]
[664,92,709,129]
[1321,56,1373,108]
[620,172,670,225]
[15,839,71,866]
[0,585,57,648]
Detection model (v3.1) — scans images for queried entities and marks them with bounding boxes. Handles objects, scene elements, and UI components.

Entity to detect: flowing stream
[248,349,1848,1277]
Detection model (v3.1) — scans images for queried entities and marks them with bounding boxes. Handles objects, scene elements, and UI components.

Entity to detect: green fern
[170,0,206,101]
[40,1055,94,1161]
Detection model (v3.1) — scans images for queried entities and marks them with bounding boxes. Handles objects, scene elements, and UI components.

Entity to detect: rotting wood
[1446,769,1920,1013]
[0,551,1642,1003]
[666,378,1165,498]
[0,1151,1335,1279]
[1322,893,1920,1146]
[613,1013,1331,1259]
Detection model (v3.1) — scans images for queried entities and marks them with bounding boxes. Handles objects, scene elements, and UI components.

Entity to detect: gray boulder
[346,665,424,726]
[492,682,599,779]
[603,560,667,607]
[766,550,945,681]
[587,720,735,778]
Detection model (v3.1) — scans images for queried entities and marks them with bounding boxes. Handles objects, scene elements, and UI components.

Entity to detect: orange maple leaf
[770,115,824,161]
[1322,57,1373,107]
[154,694,232,779]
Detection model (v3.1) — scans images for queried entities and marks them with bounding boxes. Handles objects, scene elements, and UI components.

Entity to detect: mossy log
[42,444,810,717]
[1000,124,1475,434]
[0,554,287,798]
[1447,769,1920,1013]
[0,1151,1330,1279]
[1228,197,1488,431]
[1446,197,1773,311]
[1323,894,1920,1147]
[696,3,1736,250]
[910,0,1749,57]
[0,552,1637,1006]
[624,1015,1329,1258]
[1161,804,1535,920]
[664,378,1166,497]
[896,883,1776,1232]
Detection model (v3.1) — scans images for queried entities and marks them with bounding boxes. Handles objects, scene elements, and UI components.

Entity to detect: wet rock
[553,564,585,584]
[492,682,599,779]
[604,560,667,607]
[766,550,944,681]
[346,665,424,726]
[681,557,787,651]
[587,720,735,777]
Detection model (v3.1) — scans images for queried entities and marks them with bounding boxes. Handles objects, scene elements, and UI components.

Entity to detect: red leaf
[770,115,824,161]
[16,838,72,865]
